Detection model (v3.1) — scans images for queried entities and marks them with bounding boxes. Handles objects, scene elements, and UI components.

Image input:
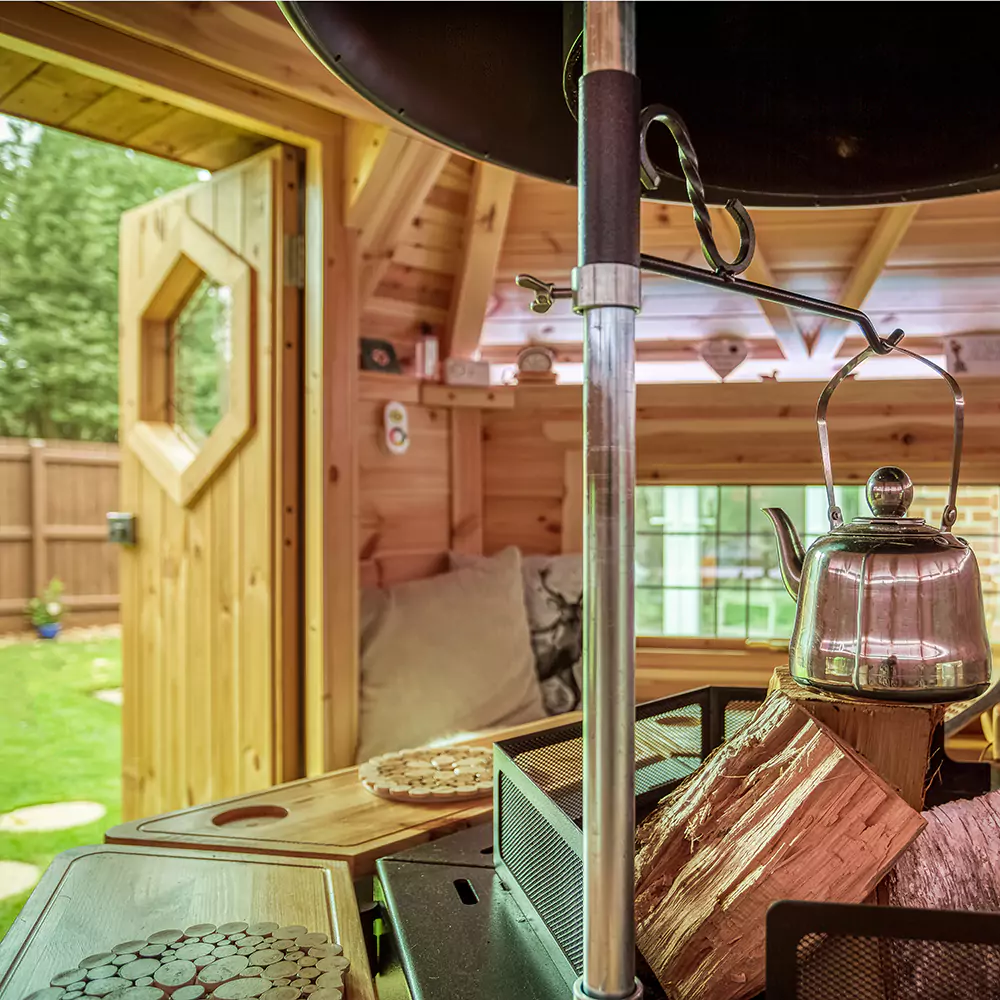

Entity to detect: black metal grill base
[373,686,995,1000]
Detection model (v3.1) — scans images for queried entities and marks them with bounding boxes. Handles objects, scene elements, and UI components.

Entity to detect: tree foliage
[0,118,201,440]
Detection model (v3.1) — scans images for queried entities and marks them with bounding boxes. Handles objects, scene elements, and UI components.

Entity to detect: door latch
[107,512,137,546]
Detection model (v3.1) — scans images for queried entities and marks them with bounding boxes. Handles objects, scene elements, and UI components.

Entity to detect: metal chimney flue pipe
[575,3,643,999]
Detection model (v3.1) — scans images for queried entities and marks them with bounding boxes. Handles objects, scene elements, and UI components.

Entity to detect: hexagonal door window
[170,276,234,448]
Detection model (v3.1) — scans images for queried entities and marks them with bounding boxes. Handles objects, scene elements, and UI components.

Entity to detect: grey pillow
[452,551,583,715]
[357,547,546,761]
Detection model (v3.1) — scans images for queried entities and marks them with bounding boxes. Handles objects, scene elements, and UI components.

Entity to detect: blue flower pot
[36,622,61,639]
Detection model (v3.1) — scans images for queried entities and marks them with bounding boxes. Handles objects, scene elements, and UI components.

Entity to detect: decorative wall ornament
[699,336,748,381]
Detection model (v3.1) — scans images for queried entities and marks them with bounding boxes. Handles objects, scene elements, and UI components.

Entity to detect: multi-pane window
[636,484,1000,640]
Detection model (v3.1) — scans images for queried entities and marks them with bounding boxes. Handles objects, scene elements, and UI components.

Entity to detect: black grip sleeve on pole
[579,70,640,267]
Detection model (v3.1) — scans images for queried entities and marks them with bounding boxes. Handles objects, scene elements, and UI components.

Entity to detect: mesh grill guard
[493,686,767,981]
[768,900,1000,1000]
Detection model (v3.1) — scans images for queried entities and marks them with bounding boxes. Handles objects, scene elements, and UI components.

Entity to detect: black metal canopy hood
[281,1,1000,208]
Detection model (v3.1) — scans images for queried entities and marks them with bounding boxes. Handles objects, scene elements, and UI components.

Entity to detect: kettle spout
[762,507,805,599]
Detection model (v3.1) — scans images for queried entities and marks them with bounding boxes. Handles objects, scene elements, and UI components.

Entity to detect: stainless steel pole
[576,3,642,999]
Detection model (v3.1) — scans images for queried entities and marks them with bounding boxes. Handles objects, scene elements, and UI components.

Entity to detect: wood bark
[768,665,943,810]
[635,691,925,1000]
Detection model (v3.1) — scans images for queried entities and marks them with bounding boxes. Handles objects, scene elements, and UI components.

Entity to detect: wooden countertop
[106,713,580,876]
[0,844,374,1000]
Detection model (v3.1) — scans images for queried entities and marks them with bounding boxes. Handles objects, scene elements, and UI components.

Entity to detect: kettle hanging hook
[639,104,756,277]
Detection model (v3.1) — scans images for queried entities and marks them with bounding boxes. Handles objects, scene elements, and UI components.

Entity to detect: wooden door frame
[0,3,358,775]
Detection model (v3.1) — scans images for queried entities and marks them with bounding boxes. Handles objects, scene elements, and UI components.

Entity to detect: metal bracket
[283,232,305,289]
[572,263,641,313]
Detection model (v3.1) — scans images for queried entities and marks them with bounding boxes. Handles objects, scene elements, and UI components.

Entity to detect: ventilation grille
[497,772,585,973]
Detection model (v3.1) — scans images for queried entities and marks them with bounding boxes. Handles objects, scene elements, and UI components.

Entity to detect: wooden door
[118,147,303,820]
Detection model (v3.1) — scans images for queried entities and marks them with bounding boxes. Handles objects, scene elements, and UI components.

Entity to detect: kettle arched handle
[816,342,964,531]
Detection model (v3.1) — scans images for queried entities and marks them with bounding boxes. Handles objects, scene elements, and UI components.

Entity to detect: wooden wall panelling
[450,409,483,555]
[561,449,583,555]
[60,1,388,124]
[276,145,305,783]
[483,378,1000,557]
[356,153,469,374]
[238,152,276,795]
[0,48,40,92]
[445,162,517,358]
[352,135,451,303]
[492,176,1000,366]
[709,207,807,360]
[0,3,341,142]
[358,396,451,589]
[3,0,351,822]
[316,120,361,771]
[0,48,272,170]
[812,203,921,357]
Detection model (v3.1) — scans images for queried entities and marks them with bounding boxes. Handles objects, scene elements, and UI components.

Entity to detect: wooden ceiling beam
[709,207,809,361]
[344,120,450,304]
[811,203,921,359]
[445,162,517,359]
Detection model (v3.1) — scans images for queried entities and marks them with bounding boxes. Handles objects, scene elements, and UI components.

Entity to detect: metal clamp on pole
[572,263,641,313]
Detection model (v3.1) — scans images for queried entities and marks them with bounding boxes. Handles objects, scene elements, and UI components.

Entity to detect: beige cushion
[451,550,583,714]
[357,547,545,761]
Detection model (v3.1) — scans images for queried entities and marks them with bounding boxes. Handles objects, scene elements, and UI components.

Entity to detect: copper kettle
[764,346,992,702]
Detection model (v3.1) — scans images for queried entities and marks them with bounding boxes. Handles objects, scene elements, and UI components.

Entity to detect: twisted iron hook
[639,104,755,277]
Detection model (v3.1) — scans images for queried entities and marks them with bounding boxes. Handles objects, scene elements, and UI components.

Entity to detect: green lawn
[0,636,121,938]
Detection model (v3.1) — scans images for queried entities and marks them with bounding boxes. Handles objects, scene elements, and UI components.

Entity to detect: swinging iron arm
[639,252,904,356]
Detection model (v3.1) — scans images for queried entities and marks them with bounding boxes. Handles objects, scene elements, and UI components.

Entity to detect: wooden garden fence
[0,437,120,633]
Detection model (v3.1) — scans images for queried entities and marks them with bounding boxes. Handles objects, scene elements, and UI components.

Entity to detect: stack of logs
[634,666,994,1000]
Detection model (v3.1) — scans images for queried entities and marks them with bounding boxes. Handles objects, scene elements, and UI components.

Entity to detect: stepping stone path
[22,920,351,1000]
[0,801,106,833]
[94,690,123,707]
[0,860,40,901]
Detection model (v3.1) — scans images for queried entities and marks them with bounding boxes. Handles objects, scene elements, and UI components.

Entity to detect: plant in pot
[27,578,64,639]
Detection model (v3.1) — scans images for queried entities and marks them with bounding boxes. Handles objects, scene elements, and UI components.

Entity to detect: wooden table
[106,714,580,876]
[0,844,374,1000]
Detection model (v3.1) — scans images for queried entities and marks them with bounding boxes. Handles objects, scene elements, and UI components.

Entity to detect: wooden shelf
[419,383,514,409]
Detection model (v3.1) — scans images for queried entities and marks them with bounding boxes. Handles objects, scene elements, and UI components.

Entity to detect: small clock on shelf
[515,344,558,384]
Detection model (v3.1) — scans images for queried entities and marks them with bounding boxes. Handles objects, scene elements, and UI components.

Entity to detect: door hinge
[284,232,305,289]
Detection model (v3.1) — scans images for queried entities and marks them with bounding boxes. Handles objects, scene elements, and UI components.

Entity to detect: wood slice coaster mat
[25,922,351,1000]
[358,746,493,803]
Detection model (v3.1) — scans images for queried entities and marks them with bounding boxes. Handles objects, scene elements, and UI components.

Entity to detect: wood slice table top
[105,714,579,876]
[0,845,373,1000]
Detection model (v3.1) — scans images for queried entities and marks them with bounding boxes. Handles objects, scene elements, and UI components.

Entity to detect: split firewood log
[634,691,925,1000]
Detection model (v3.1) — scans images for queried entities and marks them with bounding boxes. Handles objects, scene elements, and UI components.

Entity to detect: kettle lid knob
[866,466,914,518]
